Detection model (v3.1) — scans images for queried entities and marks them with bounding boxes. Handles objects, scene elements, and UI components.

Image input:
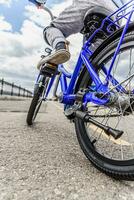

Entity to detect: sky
[0,0,130,91]
[0,0,82,91]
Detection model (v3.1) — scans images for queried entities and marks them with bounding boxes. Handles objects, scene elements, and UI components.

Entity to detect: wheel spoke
[85,46,134,161]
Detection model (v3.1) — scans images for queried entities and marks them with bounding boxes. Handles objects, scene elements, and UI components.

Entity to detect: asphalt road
[0,99,134,200]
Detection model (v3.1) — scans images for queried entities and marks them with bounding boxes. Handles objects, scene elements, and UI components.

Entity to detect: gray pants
[44,0,118,48]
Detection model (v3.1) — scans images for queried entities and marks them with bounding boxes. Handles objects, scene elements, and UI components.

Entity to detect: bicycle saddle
[81,6,116,40]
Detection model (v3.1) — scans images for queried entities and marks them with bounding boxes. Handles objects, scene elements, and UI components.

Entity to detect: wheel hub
[108,92,134,115]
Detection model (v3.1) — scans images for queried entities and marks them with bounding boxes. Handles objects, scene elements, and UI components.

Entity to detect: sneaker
[37,42,70,70]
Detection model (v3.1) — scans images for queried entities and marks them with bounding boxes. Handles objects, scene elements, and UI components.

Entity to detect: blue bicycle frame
[36,0,134,107]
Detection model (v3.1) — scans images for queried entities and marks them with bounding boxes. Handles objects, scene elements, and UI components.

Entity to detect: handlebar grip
[28,0,39,6]
[29,0,46,6]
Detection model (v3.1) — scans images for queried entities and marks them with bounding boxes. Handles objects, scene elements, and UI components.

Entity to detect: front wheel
[26,75,49,125]
[75,30,134,180]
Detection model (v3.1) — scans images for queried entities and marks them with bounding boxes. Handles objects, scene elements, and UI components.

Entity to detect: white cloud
[0,16,12,31]
[0,20,43,56]
[0,17,43,90]
[0,0,11,6]
[0,0,19,6]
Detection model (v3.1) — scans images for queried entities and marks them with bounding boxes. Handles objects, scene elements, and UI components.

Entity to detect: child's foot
[37,42,70,70]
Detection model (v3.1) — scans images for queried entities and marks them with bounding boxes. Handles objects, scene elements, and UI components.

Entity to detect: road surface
[0,99,134,200]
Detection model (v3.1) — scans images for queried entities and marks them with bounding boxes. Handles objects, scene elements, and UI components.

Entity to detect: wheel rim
[32,99,43,121]
[32,78,49,122]
[85,41,134,162]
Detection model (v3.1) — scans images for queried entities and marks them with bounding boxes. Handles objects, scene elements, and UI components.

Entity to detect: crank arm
[75,111,123,140]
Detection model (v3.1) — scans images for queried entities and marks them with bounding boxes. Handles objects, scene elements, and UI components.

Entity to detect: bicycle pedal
[40,63,57,77]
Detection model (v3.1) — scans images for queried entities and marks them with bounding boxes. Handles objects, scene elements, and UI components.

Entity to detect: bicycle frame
[36,0,134,107]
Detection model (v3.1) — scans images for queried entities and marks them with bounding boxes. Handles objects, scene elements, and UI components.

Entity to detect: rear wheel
[26,75,49,125]
[75,30,134,180]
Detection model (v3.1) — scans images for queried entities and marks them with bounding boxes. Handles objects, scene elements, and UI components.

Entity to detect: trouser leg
[43,26,66,48]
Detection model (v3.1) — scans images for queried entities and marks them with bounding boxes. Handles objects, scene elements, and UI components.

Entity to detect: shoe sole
[37,50,71,70]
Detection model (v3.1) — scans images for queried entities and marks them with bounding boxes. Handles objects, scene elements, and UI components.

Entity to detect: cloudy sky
[0,0,82,91]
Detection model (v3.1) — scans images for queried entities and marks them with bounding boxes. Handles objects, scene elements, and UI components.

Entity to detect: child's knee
[43,25,66,48]
[43,25,54,45]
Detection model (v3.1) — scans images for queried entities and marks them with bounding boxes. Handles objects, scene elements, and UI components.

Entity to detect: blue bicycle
[27,0,134,180]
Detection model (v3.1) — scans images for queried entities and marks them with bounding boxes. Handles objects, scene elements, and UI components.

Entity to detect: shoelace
[41,47,52,58]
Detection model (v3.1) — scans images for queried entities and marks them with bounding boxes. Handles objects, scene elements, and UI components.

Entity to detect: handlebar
[41,4,55,21]
[29,0,55,21]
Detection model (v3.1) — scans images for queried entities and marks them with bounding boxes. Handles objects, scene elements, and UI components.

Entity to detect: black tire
[75,29,134,180]
[26,76,48,126]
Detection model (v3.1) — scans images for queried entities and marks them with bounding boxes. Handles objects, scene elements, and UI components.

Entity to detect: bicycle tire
[26,76,48,126]
[75,29,134,180]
